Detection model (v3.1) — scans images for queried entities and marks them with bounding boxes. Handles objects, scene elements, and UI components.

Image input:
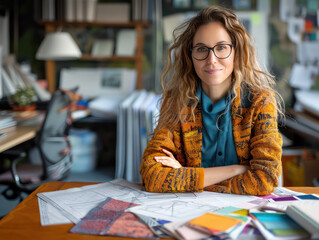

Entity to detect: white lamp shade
[36,32,82,60]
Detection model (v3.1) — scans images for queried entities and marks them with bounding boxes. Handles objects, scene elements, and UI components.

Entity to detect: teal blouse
[196,83,238,168]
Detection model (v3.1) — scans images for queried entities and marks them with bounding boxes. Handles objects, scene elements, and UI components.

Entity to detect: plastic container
[69,128,97,172]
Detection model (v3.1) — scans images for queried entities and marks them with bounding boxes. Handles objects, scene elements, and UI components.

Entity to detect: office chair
[0,89,73,201]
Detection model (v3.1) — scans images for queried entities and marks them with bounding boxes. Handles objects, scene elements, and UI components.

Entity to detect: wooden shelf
[40,20,148,92]
[38,20,150,27]
[80,54,137,61]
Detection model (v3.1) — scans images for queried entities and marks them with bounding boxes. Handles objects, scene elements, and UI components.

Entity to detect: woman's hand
[154,149,182,169]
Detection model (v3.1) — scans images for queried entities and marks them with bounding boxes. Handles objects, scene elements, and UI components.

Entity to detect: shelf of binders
[38,20,150,93]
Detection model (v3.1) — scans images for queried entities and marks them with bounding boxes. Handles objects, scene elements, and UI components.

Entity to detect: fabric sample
[70,197,156,238]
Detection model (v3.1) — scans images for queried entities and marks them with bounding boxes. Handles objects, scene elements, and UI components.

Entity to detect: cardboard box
[282,148,319,187]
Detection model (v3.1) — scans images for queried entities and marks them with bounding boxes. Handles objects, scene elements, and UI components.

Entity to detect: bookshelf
[38,20,150,93]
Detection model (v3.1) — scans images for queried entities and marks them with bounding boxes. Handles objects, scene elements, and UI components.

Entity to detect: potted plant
[9,87,37,111]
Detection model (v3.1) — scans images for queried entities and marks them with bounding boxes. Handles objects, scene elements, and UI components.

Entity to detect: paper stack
[162,212,251,240]
[115,90,161,183]
[36,178,313,239]
[0,111,16,130]
[250,212,309,240]
[286,204,319,239]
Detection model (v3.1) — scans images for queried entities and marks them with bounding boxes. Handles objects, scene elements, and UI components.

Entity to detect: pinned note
[251,13,261,25]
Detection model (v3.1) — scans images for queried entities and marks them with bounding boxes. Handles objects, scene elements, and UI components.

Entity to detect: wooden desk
[0,125,40,153]
[0,181,318,240]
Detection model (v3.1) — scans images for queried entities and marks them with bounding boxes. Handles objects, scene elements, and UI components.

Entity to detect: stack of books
[286,204,319,239]
[162,212,251,240]
[250,212,309,240]
[0,111,16,130]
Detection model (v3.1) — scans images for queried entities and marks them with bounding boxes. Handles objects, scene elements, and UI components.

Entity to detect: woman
[140,6,284,195]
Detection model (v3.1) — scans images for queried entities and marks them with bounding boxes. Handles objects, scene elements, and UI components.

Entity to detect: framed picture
[91,39,114,57]
[232,0,251,10]
[173,0,191,8]
[101,71,122,88]
[194,0,212,8]
[115,29,136,57]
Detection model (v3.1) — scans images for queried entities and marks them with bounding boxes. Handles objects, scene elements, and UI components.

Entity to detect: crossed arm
[140,101,282,195]
[155,148,247,187]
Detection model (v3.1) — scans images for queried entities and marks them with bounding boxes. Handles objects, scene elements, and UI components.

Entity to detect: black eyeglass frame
[190,44,234,60]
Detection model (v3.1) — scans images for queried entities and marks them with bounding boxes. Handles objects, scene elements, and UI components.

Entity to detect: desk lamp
[36,31,82,92]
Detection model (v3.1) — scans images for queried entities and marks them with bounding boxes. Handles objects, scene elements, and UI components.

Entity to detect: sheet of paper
[37,179,304,226]
[37,179,256,225]
[274,187,305,196]
[133,213,171,238]
[38,198,71,226]
[127,200,219,222]
[127,191,259,221]
[263,199,319,211]
[127,191,261,222]
[176,224,211,240]
[37,179,150,223]
[162,220,189,240]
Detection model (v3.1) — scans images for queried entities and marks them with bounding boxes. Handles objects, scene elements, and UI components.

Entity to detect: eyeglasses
[191,44,233,60]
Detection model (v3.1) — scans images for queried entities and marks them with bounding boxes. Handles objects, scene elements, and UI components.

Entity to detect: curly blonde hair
[155,5,284,134]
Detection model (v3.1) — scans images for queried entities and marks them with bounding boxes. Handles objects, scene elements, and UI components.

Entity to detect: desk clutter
[0,110,44,130]
[36,178,319,240]
[0,111,16,130]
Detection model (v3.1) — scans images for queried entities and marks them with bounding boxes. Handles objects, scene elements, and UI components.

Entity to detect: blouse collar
[196,82,232,114]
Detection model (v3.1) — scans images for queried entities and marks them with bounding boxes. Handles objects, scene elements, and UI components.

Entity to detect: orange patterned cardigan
[140,87,282,195]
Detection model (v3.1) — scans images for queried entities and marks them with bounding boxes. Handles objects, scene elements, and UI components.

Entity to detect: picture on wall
[173,0,191,8]
[101,71,122,88]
